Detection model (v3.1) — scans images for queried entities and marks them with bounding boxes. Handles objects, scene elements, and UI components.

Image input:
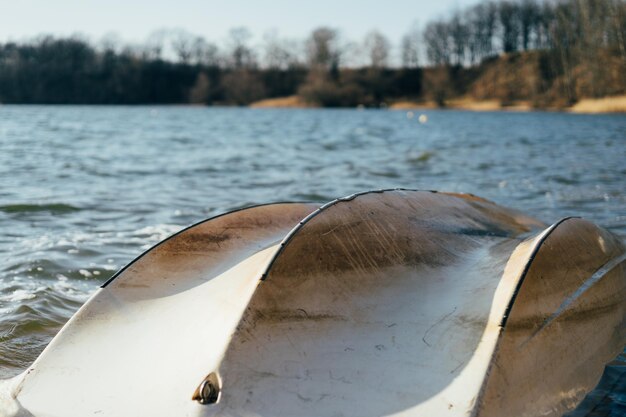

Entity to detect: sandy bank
[249,96,313,108]
[388,100,439,110]
[389,99,532,112]
[448,99,532,111]
[250,95,626,113]
[569,95,626,114]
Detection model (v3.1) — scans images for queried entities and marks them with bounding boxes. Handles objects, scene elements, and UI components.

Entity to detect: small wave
[291,193,332,202]
[0,280,90,378]
[549,175,580,185]
[0,289,36,302]
[407,151,435,165]
[132,224,182,240]
[368,170,401,179]
[0,277,93,308]
[0,203,81,214]
[130,224,184,249]
[2,249,116,278]
[248,180,295,188]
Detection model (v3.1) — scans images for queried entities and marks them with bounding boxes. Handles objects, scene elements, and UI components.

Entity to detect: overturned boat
[1,189,625,417]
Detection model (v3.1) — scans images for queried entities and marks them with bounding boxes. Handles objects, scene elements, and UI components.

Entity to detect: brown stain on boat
[214,190,550,416]
[106,202,320,298]
[475,218,626,417]
[10,190,625,417]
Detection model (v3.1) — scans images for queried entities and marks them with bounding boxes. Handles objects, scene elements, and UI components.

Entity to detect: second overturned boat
[1,189,625,416]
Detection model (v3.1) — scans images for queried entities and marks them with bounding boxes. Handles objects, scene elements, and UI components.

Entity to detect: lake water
[0,106,625,412]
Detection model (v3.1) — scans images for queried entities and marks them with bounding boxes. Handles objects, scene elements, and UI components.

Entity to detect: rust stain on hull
[475,218,626,417]
[6,190,625,417]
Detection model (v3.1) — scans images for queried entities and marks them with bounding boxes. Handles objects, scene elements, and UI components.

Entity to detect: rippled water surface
[0,106,625,409]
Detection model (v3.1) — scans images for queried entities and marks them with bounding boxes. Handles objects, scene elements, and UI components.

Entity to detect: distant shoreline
[2,97,625,114]
[248,95,626,114]
[2,37,624,113]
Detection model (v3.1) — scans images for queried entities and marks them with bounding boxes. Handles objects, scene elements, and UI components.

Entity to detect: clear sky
[0,0,480,45]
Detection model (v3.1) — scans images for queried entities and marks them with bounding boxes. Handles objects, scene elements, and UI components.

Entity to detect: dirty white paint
[2,203,318,417]
[210,191,554,417]
[1,191,624,417]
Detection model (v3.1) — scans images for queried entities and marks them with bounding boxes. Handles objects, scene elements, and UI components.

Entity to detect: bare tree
[467,8,482,63]
[401,24,420,68]
[262,30,302,69]
[536,2,555,49]
[190,37,220,67]
[608,0,626,62]
[424,20,451,66]
[520,0,540,50]
[340,39,367,68]
[552,2,578,102]
[306,27,341,69]
[363,30,391,68]
[144,29,168,60]
[170,29,195,63]
[482,2,498,56]
[449,11,469,65]
[499,1,521,53]
[227,27,256,69]
[467,2,497,62]
[99,32,123,54]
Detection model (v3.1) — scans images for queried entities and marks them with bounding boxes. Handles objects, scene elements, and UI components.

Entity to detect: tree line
[0,0,624,106]
[423,0,625,102]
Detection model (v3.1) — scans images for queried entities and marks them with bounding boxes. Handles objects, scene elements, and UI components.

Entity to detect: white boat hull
[1,190,624,416]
